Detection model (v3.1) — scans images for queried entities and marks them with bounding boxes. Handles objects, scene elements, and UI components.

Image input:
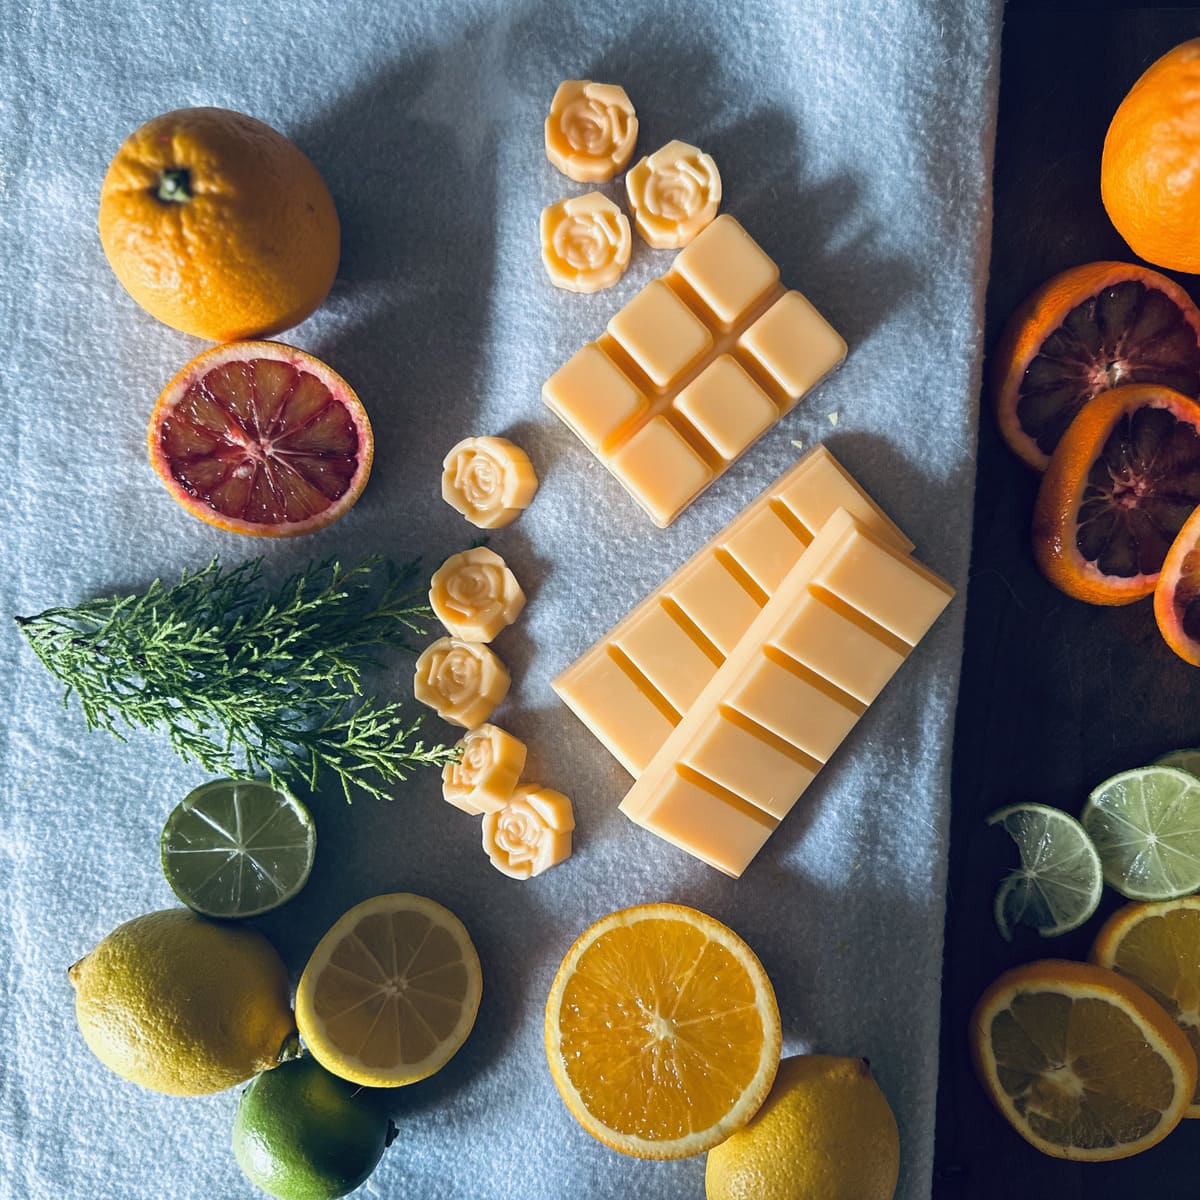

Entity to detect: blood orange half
[147,341,373,537]
[1155,506,1200,665]
[1033,384,1200,605]
[993,262,1200,471]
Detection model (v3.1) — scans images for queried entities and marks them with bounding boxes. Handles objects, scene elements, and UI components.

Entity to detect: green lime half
[986,803,1103,940]
[161,779,316,918]
[1081,766,1200,901]
[1154,748,1200,780]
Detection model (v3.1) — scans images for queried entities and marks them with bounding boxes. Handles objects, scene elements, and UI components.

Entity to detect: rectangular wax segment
[810,526,955,645]
[625,767,778,878]
[613,601,720,714]
[681,708,818,821]
[553,648,677,776]
[620,509,955,874]
[552,447,910,775]
[543,215,847,526]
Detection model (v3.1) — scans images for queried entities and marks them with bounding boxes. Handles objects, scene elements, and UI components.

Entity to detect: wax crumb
[828,411,840,426]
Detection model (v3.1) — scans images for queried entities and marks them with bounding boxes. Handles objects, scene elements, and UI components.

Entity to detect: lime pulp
[161,778,316,919]
[986,803,1103,939]
[1081,766,1200,901]
[1153,748,1200,780]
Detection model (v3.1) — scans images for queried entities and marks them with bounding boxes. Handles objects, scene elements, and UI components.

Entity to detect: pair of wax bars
[551,446,954,876]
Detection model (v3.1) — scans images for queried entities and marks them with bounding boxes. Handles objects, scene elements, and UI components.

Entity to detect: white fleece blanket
[0,1,1000,1196]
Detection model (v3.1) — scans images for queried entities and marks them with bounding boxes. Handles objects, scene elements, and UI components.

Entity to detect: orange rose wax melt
[442,724,527,814]
[430,547,525,643]
[441,436,538,528]
[483,785,575,879]
[414,637,510,729]
[620,509,953,877]
[626,139,721,249]
[545,81,638,183]
[552,446,910,777]
[543,215,847,526]
[541,193,632,293]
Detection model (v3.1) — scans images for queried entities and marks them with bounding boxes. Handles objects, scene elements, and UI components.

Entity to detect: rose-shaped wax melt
[544,80,638,184]
[483,785,575,880]
[441,436,538,529]
[413,637,510,729]
[541,193,632,294]
[430,547,525,643]
[441,723,527,815]
[625,140,722,249]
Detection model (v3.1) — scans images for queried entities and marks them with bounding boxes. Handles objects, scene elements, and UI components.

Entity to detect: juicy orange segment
[1092,898,1200,1115]
[970,959,1197,1160]
[1155,505,1200,665]
[148,340,373,538]
[545,903,781,1159]
[296,893,482,1088]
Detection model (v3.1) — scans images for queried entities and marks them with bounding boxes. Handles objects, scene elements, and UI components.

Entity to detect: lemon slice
[545,903,781,1159]
[1082,766,1200,900]
[160,778,316,919]
[987,803,1103,940]
[296,893,482,1088]
[1092,897,1200,1115]
[971,959,1197,1160]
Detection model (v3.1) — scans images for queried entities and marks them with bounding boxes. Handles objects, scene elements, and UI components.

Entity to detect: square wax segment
[720,503,809,596]
[622,768,778,879]
[613,601,720,714]
[672,215,781,330]
[542,344,647,450]
[769,591,908,705]
[727,653,862,763]
[810,527,954,645]
[681,708,818,821]
[673,355,780,461]
[552,649,677,776]
[739,291,848,408]
[607,280,713,390]
[775,446,913,551]
[607,415,714,527]
[665,553,763,657]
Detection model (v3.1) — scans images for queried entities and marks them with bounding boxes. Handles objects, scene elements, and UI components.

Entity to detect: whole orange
[1102,40,1200,273]
[99,107,339,341]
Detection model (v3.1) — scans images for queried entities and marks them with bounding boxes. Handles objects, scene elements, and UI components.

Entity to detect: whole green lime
[232,1056,394,1199]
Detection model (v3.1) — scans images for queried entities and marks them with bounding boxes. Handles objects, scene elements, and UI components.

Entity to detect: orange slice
[544,903,781,1159]
[970,959,1197,1160]
[992,262,1200,471]
[1092,898,1200,1116]
[1032,384,1200,604]
[147,341,373,537]
[295,893,482,1087]
[1155,504,1200,664]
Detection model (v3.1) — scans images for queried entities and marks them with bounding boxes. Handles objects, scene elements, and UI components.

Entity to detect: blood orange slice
[993,262,1200,471]
[1032,384,1200,604]
[147,341,373,537]
[1155,505,1200,665]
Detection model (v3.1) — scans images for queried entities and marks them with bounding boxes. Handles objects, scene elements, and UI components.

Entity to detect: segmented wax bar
[619,510,954,877]
[543,215,847,526]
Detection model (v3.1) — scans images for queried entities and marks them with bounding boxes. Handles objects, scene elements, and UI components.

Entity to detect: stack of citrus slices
[993,261,1200,664]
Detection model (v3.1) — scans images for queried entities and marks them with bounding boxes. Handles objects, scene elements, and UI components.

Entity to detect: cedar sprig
[15,555,453,801]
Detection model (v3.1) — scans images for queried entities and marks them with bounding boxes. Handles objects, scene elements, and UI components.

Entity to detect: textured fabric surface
[0,1,1000,1196]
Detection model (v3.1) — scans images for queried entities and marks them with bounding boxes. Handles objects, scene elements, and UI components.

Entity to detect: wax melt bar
[551,446,910,776]
[543,215,847,526]
[619,509,954,877]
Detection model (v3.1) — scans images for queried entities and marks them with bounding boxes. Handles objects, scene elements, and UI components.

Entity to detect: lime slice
[1081,766,1200,901]
[161,779,316,918]
[986,803,1103,940]
[1154,748,1200,779]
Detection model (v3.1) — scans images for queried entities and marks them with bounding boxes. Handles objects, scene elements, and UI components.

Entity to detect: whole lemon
[69,908,296,1096]
[705,1055,900,1200]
